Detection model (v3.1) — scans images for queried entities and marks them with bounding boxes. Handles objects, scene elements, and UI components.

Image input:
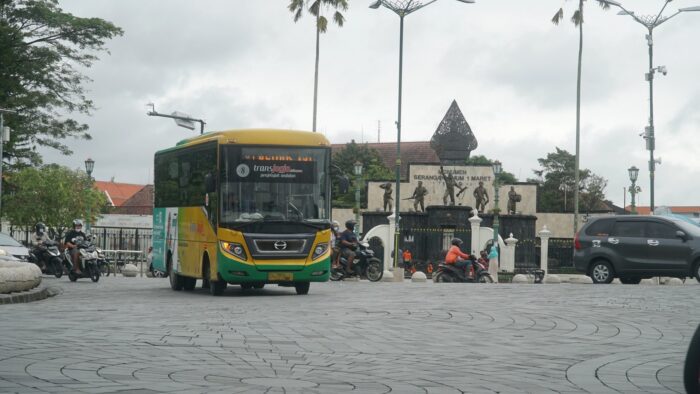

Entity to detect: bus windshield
[220,146,330,224]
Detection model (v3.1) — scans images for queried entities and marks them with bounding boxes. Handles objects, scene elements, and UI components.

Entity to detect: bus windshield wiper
[288,202,304,221]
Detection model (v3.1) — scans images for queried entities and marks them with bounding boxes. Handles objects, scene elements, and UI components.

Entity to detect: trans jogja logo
[236,164,250,178]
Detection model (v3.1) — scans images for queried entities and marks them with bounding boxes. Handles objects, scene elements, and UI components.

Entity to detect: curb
[0,285,63,305]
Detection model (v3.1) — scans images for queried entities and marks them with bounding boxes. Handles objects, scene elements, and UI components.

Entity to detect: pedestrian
[402,249,413,271]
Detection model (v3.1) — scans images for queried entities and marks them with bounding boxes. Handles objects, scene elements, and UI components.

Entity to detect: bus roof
[172,129,330,149]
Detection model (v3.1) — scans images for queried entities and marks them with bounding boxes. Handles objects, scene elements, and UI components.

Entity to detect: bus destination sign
[234,160,316,183]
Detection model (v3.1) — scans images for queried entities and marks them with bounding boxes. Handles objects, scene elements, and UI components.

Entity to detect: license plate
[268,272,293,281]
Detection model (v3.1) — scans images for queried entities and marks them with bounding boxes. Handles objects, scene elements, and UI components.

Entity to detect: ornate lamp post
[85,158,95,232]
[369,0,475,268]
[600,0,700,213]
[354,161,363,235]
[492,160,502,246]
[628,165,641,214]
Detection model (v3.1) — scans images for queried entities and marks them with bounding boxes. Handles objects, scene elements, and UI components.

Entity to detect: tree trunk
[312,15,320,132]
[573,0,583,234]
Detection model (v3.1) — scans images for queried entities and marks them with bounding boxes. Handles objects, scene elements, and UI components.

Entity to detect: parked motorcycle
[29,239,64,278]
[63,235,101,282]
[330,241,383,282]
[433,255,494,283]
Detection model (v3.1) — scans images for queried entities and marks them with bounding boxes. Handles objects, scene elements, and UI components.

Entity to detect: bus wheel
[183,276,196,291]
[210,275,227,296]
[294,282,310,295]
[168,257,183,291]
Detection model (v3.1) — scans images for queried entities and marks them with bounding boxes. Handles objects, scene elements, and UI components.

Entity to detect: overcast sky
[45,0,700,208]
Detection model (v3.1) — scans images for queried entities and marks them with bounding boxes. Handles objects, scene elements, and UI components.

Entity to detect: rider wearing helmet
[64,219,86,274]
[33,222,49,245]
[445,238,473,279]
[339,220,359,273]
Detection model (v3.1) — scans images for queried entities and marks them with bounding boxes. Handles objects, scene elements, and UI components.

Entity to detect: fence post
[468,210,482,255]
[503,233,518,273]
[538,225,551,275]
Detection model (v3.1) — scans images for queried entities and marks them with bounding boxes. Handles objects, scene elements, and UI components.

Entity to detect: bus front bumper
[218,256,330,284]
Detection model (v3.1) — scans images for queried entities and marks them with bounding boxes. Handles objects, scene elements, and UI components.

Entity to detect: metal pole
[493,181,500,245]
[355,172,361,234]
[312,14,320,132]
[393,14,405,269]
[647,28,656,213]
[630,181,637,214]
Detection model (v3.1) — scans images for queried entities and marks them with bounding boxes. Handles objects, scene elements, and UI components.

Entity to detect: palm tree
[551,0,608,234]
[289,0,349,132]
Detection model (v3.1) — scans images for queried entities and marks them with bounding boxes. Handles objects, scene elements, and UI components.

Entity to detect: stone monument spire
[430,100,478,164]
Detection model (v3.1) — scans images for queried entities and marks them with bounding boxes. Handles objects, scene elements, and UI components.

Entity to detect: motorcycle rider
[330,220,341,269]
[33,222,49,245]
[338,220,359,274]
[445,238,473,279]
[64,219,86,274]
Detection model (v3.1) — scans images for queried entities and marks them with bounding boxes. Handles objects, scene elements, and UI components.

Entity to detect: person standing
[380,183,393,212]
[402,249,413,272]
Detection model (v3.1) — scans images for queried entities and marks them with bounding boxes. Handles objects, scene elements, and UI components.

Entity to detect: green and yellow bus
[152,129,332,295]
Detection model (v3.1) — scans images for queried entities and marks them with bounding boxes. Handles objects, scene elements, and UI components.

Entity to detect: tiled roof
[94,181,145,207]
[114,185,154,215]
[331,141,439,179]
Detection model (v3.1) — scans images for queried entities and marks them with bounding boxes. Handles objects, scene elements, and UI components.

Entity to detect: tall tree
[551,0,609,230]
[331,141,393,208]
[530,147,608,213]
[0,0,123,168]
[288,0,348,132]
[2,164,108,236]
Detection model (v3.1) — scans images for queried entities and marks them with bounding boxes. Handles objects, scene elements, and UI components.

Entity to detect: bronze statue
[507,186,521,214]
[380,182,393,212]
[439,166,457,206]
[473,181,489,213]
[411,181,428,212]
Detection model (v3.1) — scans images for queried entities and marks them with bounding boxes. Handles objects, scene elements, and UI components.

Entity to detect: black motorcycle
[29,239,64,278]
[63,236,101,283]
[330,241,383,282]
[433,255,494,283]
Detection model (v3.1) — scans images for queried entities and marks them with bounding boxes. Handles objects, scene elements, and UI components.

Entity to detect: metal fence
[7,225,152,256]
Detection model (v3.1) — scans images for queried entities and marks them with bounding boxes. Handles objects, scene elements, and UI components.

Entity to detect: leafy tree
[465,155,518,184]
[0,0,123,168]
[331,141,393,208]
[531,147,608,213]
[2,164,108,237]
[288,0,348,132]
[552,0,609,228]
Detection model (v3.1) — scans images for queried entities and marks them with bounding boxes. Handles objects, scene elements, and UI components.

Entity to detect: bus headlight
[312,243,329,260]
[221,241,247,261]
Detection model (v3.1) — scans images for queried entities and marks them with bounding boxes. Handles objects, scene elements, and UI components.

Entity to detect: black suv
[574,215,700,284]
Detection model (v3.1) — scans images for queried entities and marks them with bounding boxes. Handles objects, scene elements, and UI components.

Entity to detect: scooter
[64,236,101,282]
[29,239,64,278]
[433,255,494,283]
[330,241,383,282]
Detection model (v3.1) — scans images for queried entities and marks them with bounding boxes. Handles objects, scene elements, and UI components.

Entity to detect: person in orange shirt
[445,238,473,279]
[402,249,413,271]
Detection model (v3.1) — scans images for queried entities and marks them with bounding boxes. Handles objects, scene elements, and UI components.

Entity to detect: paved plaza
[0,276,697,393]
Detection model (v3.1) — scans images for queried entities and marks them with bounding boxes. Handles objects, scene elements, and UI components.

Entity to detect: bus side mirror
[204,173,216,193]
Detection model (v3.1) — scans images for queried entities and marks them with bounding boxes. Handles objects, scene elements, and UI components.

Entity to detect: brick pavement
[0,276,697,393]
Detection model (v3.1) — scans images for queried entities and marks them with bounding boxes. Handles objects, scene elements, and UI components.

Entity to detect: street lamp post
[492,160,502,246]
[628,165,641,214]
[369,0,475,268]
[600,0,700,213]
[85,158,95,232]
[354,161,363,235]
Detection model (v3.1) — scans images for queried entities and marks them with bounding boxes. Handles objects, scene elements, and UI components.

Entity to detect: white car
[0,232,30,262]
